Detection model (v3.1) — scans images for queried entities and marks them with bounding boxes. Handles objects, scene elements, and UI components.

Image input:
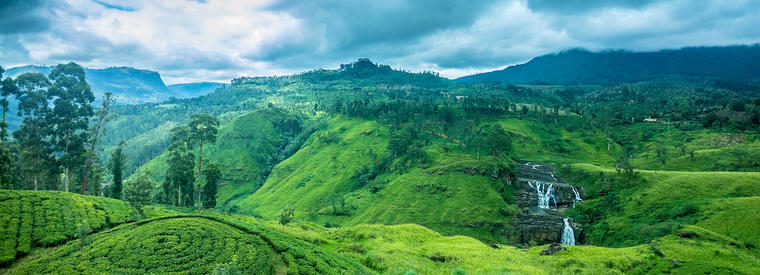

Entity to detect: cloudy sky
[1,0,759,84]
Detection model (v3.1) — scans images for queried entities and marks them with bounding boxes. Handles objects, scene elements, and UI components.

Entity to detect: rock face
[513,162,584,245]
[540,243,567,256]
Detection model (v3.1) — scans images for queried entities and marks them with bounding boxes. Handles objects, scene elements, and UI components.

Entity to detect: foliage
[0,190,133,265]
[124,171,153,216]
[278,205,295,228]
[203,162,221,209]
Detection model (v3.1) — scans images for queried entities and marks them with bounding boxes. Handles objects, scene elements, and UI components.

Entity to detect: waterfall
[571,186,583,208]
[561,218,575,245]
[534,181,556,209]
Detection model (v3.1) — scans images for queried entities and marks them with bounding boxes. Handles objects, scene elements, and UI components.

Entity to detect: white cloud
[1,0,759,82]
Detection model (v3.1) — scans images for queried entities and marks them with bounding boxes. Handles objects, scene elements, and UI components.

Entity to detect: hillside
[230,113,620,243]
[5,190,758,274]
[130,107,301,206]
[457,45,760,84]
[167,82,226,98]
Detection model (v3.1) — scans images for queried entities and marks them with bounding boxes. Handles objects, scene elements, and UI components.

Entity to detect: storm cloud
[1,0,759,83]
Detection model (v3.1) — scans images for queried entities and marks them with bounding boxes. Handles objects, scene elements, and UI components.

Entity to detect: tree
[202,163,221,209]
[165,126,195,207]
[0,68,17,188]
[47,63,94,192]
[277,205,295,229]
[13,73,54,190]
[81,92,114,194]
[124,171,154,217]
[188,113,220,212]
[108,141,126,199]
[488,125,512,157]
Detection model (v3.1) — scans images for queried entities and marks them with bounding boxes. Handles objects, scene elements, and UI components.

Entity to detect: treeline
[0,64,225,216]
[0,63,115,195]
[576,84,760,131]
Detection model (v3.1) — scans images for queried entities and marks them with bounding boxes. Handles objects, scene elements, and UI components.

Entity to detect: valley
[2,48,760,274]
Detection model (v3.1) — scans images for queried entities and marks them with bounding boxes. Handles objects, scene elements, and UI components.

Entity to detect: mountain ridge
[456,44,760,84]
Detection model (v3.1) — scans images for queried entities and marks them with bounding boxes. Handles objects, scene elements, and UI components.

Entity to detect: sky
[1,0,759,84]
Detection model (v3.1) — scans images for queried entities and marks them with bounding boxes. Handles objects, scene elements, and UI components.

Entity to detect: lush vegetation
[0,190,133,265]
[2,55,760,273]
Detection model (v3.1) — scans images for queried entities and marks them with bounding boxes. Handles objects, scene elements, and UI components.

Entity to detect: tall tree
[108,141,126,199]
[47,63,94,192]
[81,92,113,194]
[165,126,195,207]
[188,114,219,212]
[13,73,54,190]
[0,68,14,188]
[202,162,221,209]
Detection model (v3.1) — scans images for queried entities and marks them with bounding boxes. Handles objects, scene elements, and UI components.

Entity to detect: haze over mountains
[4,65,224,105]
[457,45,760,84]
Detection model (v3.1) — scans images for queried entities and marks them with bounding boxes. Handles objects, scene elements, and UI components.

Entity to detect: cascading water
[561,218,575,245]
[571,186,583,208]
[534,181,556,209]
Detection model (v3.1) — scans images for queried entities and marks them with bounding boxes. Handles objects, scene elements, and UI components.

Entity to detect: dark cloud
[0,0,51,34]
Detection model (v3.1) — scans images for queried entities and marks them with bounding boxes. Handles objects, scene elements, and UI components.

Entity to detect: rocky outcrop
[513,162,584,245]
[540,243,567,256]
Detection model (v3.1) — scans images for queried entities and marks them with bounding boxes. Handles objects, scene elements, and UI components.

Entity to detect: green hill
[13,215,368,274]
[559,164,760,247]
[231,113,619,243]
[131,107,301,206]
[0,190,134,265]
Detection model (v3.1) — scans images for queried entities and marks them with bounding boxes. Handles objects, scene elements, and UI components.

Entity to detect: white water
[571,186,583,207]
[561,218,576,245]
[534,181,556,209]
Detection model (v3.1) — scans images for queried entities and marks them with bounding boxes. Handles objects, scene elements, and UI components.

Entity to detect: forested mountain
[457,45,760,84]
[167,82,226,98]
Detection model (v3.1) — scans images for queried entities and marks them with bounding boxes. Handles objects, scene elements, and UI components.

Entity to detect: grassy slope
[275,220,760,274]
[234,116,387,217]
[132,108,295,206]
[4,191,758,274]
[498,115,623,164]
[235,115,620,243]
[561,164,760,247]
[614,123,760,171]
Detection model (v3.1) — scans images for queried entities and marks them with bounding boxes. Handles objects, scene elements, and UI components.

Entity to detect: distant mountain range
[456,45,760,84]
[4,65,224,104]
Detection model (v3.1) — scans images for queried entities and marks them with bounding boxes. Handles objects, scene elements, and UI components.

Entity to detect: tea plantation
[0,190,134,265]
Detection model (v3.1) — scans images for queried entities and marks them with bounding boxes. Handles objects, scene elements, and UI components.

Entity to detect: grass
[558,163,760,247]
[497,115,623,164]
[613,122,760,171]
[132,107,297,207]
[3,191,759,274]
